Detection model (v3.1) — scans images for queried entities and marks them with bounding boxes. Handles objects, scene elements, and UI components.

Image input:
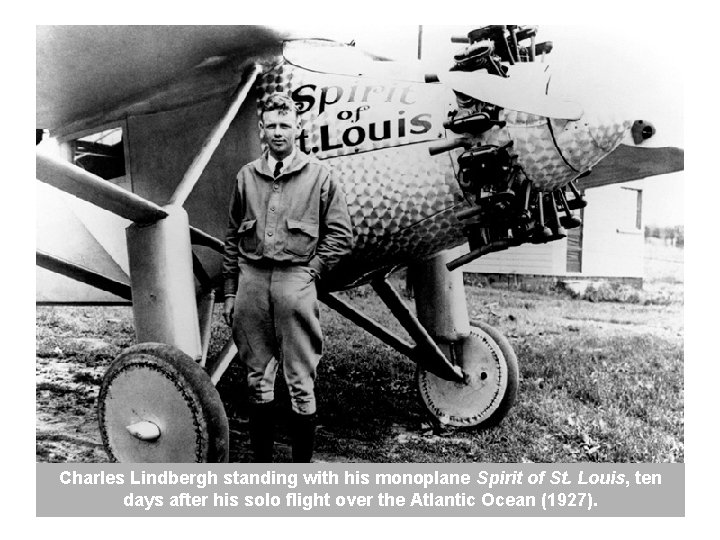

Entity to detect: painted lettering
[369,120,392,142]
[342,126,365,147]
[320,125,342,151]
[399,86,416,105]
[410,113,432,135]
[319,86,344,115]
[361,85,386,102]
[292,84,316,114]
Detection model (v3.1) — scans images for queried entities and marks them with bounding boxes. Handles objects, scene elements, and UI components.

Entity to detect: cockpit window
[70,126,131,191]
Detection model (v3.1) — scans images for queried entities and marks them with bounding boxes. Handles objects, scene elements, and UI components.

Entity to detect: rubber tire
[98,343,229,463]
[417,321,519,429]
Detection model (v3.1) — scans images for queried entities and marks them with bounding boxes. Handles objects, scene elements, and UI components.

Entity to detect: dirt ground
[34,320,411,463]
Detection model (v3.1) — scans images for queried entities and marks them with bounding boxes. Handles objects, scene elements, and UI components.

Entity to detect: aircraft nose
[479,111,633,191]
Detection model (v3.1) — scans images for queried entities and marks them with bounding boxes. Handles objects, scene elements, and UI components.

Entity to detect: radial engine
[430,25,654,270]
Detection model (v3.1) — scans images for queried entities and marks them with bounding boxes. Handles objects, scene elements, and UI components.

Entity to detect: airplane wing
[36,26,290,303]
[37,25,288,132]
[579,145,684,190]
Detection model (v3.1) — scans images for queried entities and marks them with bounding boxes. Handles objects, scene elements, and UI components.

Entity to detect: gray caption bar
[36,463,684,517]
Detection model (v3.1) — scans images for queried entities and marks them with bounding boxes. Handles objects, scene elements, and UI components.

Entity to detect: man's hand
[223,296,235,327]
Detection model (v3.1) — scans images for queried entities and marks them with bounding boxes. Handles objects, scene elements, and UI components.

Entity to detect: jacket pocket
[285,218,319,257]
[238,219,258,253]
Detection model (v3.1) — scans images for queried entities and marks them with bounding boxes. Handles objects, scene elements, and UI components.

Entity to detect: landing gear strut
[322,250,520,429]
[411,251,518,428]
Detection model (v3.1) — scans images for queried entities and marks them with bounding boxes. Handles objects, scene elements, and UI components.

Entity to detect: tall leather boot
[290,411,316,463]
[248,401,275,463]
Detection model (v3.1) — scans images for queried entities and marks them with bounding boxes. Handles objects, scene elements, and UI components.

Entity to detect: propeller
[435,70,583,120]
[283,39,584,120]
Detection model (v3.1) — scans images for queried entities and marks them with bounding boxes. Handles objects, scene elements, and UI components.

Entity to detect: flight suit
[222,148,353,459]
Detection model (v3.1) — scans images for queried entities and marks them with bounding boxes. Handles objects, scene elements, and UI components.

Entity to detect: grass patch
[570,281,680,306]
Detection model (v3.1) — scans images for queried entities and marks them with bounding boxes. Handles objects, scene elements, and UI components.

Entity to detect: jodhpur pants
[232,262,322,415]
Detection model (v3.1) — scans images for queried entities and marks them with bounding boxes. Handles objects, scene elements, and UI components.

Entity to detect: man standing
[222,93,353,462]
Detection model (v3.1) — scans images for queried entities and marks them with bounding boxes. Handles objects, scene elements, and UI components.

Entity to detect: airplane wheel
[98,343,229,462]
[417,321,518,428]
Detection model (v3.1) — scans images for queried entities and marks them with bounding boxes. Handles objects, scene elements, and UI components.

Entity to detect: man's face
[260,109,300,160]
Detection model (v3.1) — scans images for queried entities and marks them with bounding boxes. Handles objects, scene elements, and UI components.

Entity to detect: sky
[332,24,684,227]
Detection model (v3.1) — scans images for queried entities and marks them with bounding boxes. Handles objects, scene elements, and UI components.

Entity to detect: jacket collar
[267,146,296,176]
[252,147,310,179]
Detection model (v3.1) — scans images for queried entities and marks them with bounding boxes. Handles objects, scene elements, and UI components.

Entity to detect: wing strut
[319,275,465,383]
[36,250,132,301]
[189,226,224,253]
[36,152,168,224]
[168,64,262,207]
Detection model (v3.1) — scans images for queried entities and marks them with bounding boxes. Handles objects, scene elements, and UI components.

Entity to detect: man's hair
[261,92,298,117]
